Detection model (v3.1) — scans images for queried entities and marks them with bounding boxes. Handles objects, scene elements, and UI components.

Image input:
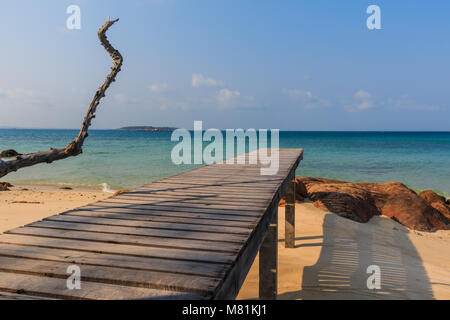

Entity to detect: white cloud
[217,88,255,109]
[282,88,330,109]
[0,88,34,100]
[217,88,240,105]
[345,89,374,112]
[192,74,224,88]
[149,83,168,93]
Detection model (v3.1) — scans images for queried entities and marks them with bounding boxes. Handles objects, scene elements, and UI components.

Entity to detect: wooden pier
[0,149,303,300]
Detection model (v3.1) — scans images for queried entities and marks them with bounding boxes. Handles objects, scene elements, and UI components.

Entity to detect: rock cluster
[281,177,449,232]
[0,182,12,191]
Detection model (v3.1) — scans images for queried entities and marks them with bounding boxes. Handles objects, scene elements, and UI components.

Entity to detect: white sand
[237,202,450,300]
[0,185,110,233]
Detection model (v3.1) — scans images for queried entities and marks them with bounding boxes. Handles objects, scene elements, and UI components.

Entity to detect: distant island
[118,126,177,132]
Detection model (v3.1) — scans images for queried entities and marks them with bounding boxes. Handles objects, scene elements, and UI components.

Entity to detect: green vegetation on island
[117,126,177,132]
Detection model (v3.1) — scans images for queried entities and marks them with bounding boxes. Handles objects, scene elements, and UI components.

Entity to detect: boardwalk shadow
[278,214,435,300]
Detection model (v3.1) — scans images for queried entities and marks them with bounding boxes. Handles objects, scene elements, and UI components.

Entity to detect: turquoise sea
[1,130,449,198]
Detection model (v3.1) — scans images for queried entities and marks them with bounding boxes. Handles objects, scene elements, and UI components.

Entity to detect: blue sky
[0,0,449,130]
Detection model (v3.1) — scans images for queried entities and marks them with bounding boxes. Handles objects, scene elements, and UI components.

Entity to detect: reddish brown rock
[301,178,378,223]
[382,194,448,232]
[0,182,12,191]
[419,190,450,221]
[278,178,308,207]
[294,177,449,232]
[295,178,308,199]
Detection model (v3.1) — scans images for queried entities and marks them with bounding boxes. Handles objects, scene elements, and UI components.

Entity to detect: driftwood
[0,18,123,179]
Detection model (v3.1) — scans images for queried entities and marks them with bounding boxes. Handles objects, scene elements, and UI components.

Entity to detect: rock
[113,189,130,196]
[419,190,450,221]
[0,182,13,191]
[295,178,308,199]
[382,194,448,231]
[0,149,22,157]
[278,178,308,207]
[295,177,449,232]
[302,178,379,223]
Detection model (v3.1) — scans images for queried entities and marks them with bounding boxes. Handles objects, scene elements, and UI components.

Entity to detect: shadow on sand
[278,214,435,300]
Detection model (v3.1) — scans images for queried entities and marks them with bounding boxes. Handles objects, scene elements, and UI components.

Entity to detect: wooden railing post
[259,206,278,300]
[285,178,296,248]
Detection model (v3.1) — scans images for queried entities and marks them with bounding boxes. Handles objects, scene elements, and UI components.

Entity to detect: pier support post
[285,178,296,248]
[259,206,278,300]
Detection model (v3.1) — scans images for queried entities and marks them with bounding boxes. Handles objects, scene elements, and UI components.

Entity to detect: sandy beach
[238,202,450,300]
[0,185,110,234]
[0,186,448,299]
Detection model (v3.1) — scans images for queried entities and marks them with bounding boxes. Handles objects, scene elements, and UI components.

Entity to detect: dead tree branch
[0,18,123,178]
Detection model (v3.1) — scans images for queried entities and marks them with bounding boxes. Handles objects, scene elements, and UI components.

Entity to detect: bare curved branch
[0,18,123,178]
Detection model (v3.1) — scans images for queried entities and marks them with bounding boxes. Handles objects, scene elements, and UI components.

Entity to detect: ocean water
[1,129,449,197]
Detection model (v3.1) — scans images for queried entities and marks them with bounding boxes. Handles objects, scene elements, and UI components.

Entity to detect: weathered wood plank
[148,180,285,189]
[7,226,245,253]
[102,197,267,211]
[63,209,257,226]
[124,188,276,200]
[68,206,259,222]
[284,177,296,248]
[0,234,235,264]
[46,214,253,234]
[0,243,227,277]
[0,272,207,300]
[259,206,278,299]
[91,202,264,216]
[0,256,219,295]
[113,194,270,207]
[0,291,57,300]
[26,220,249,243]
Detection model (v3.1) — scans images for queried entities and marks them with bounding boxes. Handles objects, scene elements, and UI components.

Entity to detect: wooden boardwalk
[0,149,303,300]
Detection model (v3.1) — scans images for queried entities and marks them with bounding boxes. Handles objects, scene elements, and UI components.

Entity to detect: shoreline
[0,184,111,234]
[3,180,448,201]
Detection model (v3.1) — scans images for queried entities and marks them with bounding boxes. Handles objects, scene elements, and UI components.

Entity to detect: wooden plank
[7,226,244,253]
[284,178,296,248]
[0,243,227,277]
[148,180,284,190]
[135,185,277,198]
[91,201,263,216]
[124,188,276,200]
[102,197,267,211]
[63,210,257,226]
[158,178,284,187]
[27,220,249,243]
[113,194,270,207]
[0,291,57,300]
[0,234,235,264]
[45,215,253,235]
[68,206,259,222]
[259,206,278,300]
[0,272,207,300]
[0,256,218,295]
